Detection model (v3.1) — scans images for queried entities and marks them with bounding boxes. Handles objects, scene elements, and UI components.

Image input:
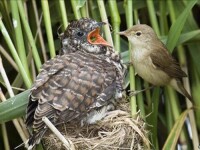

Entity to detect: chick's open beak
[87,28,111,47]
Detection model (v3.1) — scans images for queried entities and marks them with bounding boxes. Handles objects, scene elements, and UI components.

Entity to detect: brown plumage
[118,24,192,100]
[25,18,125,149]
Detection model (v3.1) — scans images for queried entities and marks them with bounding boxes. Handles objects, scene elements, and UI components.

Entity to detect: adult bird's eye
[136,31,142,36]
[77,31,84,37]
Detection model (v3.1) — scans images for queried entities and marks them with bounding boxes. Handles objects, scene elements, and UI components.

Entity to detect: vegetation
[0,0,199,149]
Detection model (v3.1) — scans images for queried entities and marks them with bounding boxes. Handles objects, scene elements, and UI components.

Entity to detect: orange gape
[87,28,111,47]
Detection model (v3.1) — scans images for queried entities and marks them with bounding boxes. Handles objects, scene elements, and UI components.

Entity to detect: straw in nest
[42,101,150,150]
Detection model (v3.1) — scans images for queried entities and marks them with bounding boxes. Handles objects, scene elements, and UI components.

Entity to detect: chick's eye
[136,31,142,36]
[77,31,84,37]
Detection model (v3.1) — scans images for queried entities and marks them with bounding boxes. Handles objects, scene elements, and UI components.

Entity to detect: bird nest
[42,100,150,150]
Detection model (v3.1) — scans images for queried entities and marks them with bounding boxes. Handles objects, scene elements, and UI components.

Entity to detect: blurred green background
[0,0,200,149]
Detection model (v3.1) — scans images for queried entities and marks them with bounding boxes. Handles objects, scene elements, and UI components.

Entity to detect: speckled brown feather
[25,51,121,145]
[25,18,125,149]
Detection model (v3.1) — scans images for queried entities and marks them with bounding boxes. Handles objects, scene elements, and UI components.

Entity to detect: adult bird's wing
[150,43,187,78]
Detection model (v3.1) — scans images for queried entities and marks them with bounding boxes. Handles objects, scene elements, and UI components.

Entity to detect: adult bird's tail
[170,78,192,101]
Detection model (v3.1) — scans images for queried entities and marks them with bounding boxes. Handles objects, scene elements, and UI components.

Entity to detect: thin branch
[0,45,18,71]
[32,0,47,62]
[42,117,75,150]
[0,58,28,142]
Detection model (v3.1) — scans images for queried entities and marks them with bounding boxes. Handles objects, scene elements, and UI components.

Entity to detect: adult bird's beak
[87,28,111,47]
[116,31,129,37]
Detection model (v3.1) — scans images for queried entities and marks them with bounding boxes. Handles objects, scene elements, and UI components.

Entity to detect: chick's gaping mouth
[87,28,111,47]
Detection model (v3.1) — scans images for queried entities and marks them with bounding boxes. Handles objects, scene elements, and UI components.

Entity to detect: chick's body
[28,51,119,130]
[25,18,124,149]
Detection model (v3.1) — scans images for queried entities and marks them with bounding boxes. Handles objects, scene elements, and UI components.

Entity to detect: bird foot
[129,86,155,96]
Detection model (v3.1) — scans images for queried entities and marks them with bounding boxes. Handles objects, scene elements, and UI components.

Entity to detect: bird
[25,18,125,149]
[118,24,192,100]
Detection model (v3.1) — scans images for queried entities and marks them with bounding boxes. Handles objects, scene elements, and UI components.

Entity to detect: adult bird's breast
[132,53,170,86]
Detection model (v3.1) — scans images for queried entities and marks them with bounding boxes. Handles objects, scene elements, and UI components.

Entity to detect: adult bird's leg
[129,85,155,96]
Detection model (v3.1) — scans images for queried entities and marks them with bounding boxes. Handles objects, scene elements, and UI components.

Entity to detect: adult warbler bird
[118,24,192,100]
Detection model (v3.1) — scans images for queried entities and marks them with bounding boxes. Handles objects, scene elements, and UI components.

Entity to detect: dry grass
[42,100,150,150]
